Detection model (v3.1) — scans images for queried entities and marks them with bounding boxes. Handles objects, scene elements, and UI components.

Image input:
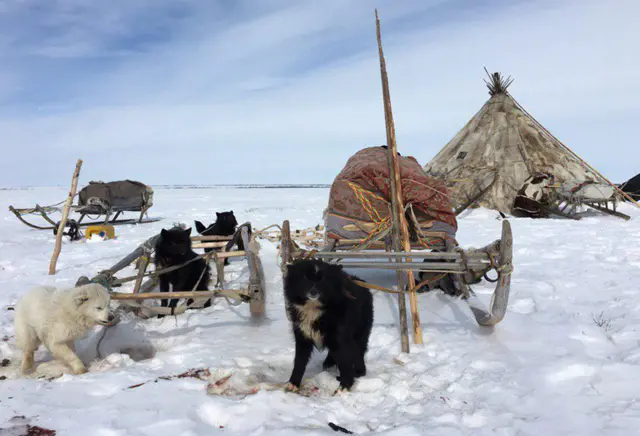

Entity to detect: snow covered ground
[1,187,639,435]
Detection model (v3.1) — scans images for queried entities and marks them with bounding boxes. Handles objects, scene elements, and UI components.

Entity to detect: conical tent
[423,72,621,216]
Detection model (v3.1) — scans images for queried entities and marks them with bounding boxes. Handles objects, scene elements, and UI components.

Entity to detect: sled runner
[9,180,161,232]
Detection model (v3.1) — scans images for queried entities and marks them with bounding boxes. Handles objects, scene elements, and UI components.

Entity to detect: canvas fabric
[78,180,153,211]
[325,146,457,241]
[424,93,607,215]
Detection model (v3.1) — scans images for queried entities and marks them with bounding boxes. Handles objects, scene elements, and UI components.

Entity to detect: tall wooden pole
[375,10,423,351]
[49,159,83,275]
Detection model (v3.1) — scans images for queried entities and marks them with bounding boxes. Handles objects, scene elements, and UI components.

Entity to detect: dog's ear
[194,221,205,233]
[216,212,221,217]
[230,210,233,214]
[160,228,168,237]
[184,227,192,236]
[74,288,90,306]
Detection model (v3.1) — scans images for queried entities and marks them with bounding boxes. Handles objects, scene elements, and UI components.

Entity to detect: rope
[91,275,112,293]
[352,273,446,295]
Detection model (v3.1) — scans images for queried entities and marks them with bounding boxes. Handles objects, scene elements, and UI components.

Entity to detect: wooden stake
[375,10,423,350]
[49,159,83,275]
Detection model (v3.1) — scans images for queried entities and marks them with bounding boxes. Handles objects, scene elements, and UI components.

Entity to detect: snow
[1,186,640,435]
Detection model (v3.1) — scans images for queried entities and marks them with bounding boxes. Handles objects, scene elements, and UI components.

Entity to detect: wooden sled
[521,194,631,222]
[279,219,513,327]
[9,203,161,232]
[75,222,266,320]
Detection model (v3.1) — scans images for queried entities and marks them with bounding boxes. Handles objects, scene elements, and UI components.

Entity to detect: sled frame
[279,219,513,327]
[9,201,158,231]
[75,222,266,319]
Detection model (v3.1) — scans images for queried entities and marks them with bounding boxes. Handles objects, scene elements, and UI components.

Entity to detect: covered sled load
[325,146,457,244]
[619,173,640,201]
[9,179,158,231]
[78,180,154,214]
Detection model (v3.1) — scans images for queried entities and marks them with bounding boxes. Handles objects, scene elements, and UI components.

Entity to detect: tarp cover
[78,180,153,211]
[620,173,640,200]
[325,146,456,240]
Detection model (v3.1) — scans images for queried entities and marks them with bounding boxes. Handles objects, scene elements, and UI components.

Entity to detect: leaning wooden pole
[49,159,83,275]
[375,10,423,350]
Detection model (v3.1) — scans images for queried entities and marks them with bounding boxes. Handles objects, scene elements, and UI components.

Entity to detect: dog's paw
[20,366,34,376]
[284,382,300,393]
[71,366,87,375]
[333,385,351,396]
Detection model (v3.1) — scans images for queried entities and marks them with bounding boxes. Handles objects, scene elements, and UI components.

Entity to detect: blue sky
[0,0,638,187]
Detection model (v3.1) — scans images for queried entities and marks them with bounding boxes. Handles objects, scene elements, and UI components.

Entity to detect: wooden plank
[110,289,249,301]
[192,241,229,249]
[191,235,234,242]
[330,262,467,272]
[49,159,83,275]
[302,251,492,260]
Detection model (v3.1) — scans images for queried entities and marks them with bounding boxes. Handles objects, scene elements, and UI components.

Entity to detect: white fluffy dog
[14,283,111,375]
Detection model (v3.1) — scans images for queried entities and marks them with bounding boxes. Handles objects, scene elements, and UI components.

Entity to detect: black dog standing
[283,259,373,393]
[154,227,211,315]
[195,211,241,266]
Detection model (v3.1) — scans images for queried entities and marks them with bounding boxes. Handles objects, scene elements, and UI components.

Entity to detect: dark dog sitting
[194,211,241,266]
[283,259,373,394]
[154,227,211,315]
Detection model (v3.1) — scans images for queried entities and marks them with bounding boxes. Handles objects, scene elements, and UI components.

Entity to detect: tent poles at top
[375,9,423,351]
[509,94,640,209]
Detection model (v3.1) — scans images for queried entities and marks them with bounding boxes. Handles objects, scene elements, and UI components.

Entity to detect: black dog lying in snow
[283,258,374,393]
[154,226,212,314]
[194,211,242,265]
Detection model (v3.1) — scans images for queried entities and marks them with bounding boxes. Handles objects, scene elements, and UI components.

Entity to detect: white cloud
[0,0,639,186]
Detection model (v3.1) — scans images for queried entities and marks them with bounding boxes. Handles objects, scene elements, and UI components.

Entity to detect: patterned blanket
[325,146,457,240]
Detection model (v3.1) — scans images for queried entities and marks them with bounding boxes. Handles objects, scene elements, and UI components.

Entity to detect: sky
[0,0,638,187]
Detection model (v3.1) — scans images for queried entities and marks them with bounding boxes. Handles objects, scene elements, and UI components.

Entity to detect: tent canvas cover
[423,72,622,216]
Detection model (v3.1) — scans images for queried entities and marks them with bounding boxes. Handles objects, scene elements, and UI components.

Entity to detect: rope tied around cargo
[346,181,391,245]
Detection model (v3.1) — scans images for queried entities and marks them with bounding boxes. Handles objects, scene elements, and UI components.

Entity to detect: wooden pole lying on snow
[49,159,83,275]
[375,10,423,351]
